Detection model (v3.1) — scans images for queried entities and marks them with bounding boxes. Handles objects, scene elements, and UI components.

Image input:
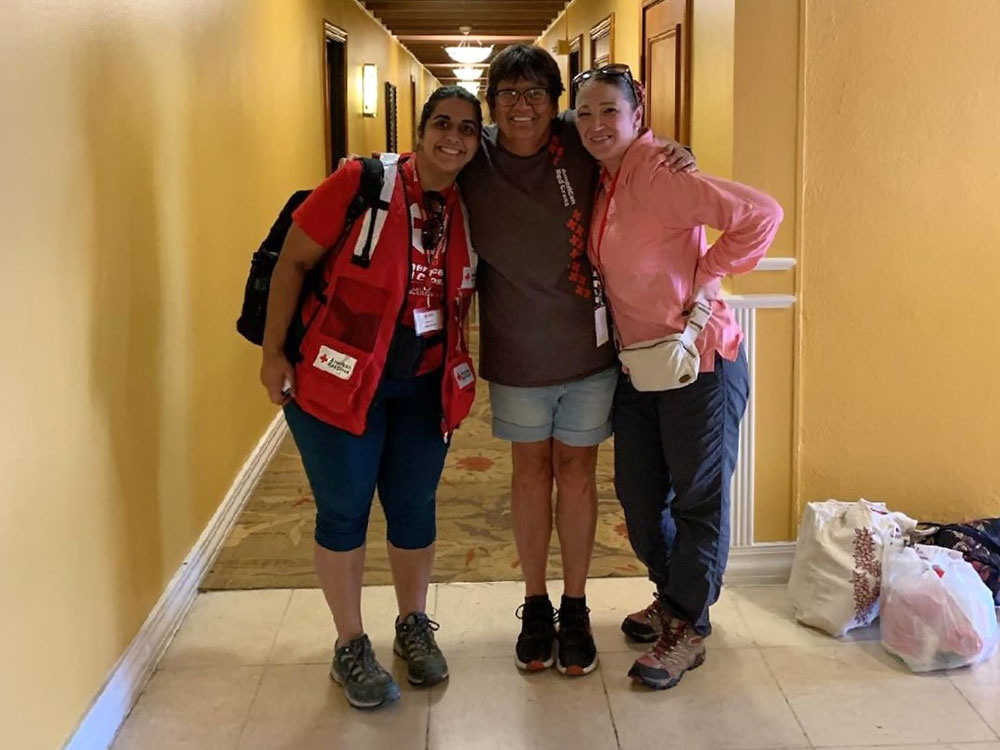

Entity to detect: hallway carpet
[201,365,640,589]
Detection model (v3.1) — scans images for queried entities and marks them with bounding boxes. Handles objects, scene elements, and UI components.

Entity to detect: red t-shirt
[292,156,452,376]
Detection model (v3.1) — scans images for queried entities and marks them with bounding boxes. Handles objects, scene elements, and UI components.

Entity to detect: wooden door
[323,22,348,174]
[641,0,689,142]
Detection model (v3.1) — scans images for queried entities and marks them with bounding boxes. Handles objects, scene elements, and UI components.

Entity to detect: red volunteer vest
[293,154,478,437]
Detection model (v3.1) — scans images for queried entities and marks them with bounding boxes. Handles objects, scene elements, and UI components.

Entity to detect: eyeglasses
[571,63,635,92]
[421,191,445,253]
[494,87,549,107]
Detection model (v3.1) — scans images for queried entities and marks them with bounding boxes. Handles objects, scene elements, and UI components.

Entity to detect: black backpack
[236,158,386,358]
[917,517,1000,605]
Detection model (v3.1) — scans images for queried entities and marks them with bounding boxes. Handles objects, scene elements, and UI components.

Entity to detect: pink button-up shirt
[589,130,783,371]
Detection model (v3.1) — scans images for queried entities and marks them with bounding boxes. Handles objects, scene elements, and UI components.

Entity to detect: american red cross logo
[319,354,328,363]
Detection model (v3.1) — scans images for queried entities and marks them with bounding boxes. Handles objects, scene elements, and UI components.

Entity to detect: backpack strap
[350,153,399,268]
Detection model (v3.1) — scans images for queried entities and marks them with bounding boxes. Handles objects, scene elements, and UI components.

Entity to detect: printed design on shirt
[548,133,565,166]
[555,168,577,209]
[409,202,446,301]
[566,208,591,300]
[313,345,358,380]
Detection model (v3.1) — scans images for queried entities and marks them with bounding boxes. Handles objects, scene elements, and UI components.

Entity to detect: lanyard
[589,167,621,273]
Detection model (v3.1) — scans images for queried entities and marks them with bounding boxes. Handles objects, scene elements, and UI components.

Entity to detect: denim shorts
[488,365,618,447]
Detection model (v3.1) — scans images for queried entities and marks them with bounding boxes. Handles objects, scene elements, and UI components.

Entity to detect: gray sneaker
[330,634,401,709]
[393,612,449,686]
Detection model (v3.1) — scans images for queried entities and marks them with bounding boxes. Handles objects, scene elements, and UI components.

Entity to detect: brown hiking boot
[628,618,706,690]
[621,593,666,643]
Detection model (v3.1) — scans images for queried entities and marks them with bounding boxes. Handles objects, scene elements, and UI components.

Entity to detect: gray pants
[612,349,749,636]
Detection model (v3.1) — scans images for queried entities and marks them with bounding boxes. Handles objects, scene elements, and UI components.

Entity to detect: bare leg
[552,441,600,598]
[314,542,366,647]
[387,541,435,617]
[510,440,555,597]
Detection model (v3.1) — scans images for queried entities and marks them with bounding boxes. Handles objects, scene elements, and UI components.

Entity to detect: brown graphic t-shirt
[459,112,616,386]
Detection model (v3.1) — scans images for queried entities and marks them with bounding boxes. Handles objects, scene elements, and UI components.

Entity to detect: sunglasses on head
[421,191,445,253]
[571,63,635,92]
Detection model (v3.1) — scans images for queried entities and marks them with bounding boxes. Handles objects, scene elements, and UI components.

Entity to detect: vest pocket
[318,276,391,354]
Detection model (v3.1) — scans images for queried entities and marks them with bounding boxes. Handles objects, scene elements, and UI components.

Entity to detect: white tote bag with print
[788,499,918,637]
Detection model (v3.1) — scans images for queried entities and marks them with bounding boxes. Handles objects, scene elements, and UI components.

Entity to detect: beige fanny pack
[617,300,712,392]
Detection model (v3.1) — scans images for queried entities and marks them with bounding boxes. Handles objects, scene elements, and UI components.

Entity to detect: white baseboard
[724,542,796,585]
[64,411,288,750]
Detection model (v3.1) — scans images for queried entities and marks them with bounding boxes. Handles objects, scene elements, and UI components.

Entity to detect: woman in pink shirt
[574,64,783,690]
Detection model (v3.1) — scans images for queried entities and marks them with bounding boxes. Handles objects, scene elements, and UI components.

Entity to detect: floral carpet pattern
[202,336,640,589]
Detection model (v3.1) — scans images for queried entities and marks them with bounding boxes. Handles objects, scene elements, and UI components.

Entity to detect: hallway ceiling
[362,0,569,83]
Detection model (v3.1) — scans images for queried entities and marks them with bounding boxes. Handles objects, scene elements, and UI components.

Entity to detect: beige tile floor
[112,579,1000,750]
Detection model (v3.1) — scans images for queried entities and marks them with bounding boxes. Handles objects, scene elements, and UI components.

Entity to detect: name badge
[595,305,609,347]
[460,266,476,290]
[414,307,444,337]
[452,362,475,390]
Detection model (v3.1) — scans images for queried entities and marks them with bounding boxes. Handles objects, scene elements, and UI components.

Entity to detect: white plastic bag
[788,499,917,636]
[881,544,999,672]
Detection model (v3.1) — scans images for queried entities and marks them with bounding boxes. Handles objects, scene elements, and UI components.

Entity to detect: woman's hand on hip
[686,279,722,313]
[261,350,295,405]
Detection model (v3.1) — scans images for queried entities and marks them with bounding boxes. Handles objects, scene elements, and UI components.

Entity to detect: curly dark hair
[485,44,565,112]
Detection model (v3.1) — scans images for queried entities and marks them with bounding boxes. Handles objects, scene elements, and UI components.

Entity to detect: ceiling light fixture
[445,26,493,65]
[457,80,480,96]
[452,66,484,81]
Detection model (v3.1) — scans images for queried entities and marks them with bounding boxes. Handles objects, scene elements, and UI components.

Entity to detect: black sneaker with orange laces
[556,595,598,676]
[515,595,557,671]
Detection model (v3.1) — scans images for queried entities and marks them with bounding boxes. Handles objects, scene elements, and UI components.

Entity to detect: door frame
[322,21,348,175]
[640,0,691,142]
[568,33,584,108]
[409,74,418,150]
[589,14,615,69]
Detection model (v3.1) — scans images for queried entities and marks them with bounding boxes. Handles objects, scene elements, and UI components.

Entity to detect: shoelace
[638,592,662,622]
[559,605,592,645]
[345,636,381,682]
[400,617,441,658]
[514,603,559,625]
[650,621,685,659]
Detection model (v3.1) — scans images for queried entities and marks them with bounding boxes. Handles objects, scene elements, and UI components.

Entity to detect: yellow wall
[0,1,434,747]
[730,0,801,540]
[797,0,1000,522]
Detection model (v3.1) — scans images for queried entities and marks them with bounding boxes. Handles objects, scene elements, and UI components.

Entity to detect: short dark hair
[486,44,565,111]
[417,85,484,138]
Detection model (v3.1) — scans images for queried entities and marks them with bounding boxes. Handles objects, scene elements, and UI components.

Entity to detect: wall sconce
[362,63,378,117]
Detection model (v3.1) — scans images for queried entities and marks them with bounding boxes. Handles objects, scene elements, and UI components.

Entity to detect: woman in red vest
[259,86,482,709]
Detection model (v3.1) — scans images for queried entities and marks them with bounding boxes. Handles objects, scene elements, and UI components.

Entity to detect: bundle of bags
[788,499,999,672]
